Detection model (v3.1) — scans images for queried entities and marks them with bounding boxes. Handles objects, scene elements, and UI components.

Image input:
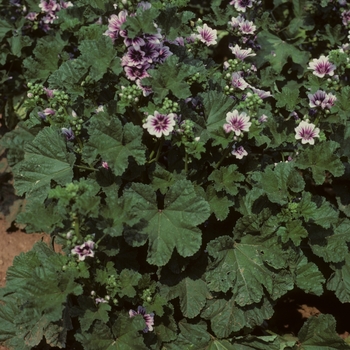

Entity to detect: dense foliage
[1,0,350,348]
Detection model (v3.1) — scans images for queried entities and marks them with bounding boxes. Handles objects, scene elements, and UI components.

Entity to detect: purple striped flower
[129,306,154,333]
[71,240,95,261]
[143,111,176,137]
[230,0,254,12]
[196,23,217,46]
[124,63,150,81]
[229,44,256,60]
[232,145,248,159]
[231,72,249,90]
[223,110,251,136]
[295,121,320,145]
[308,90,337,109]
[308,55,336,78]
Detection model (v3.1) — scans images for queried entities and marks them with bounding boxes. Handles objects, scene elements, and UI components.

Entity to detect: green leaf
[327,253,350,303]
[166,277,210,318]
[156,8,194,40]
[295,141,344,185]
[142,55,193,104]
[293,253,325,296]
[172,320,211,349]
[7,35,32,57]
[308,220,350,263]
[201,296,274,337]
[256,30,310,73]
[48,59,87,98]
[205,235,290,306]
[252,162,305,205]
[319,24,346,46]
[86,115,146,177]
[331,86,350,122]
[277,219,308,246]
[275,83,301,111]
[123,180,210,266]
[232,334,297,349]
[208,164,245,196]
[123,6,160,38]
[206,185,233,221]
[118,269,142,298]
[202,90,236,133]
[13,127,75,201]
[0,19,13,41]
[79,303,111,333]
[78,36,121,80]
[207,339,236,350]
[23,35,67,81]
[298,314,350,349]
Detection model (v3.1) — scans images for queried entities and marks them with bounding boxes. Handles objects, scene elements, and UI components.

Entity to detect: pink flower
[143,111,176,137]
[231,72,249,90]
[308,55,336,78]
[238,19,256,35]
[295,121,320,145]
[229,44,256,60]
[228,15,244,29]
[250,87,272,99]
[129,306,154,333]
[308,90,337,109]
[71,240,95,261]
[232,145,248,159]
[341,10,350,26]
[196,23,217,46]
[102,161,109,169]
[230,0,254,12]
[223,110,251,136]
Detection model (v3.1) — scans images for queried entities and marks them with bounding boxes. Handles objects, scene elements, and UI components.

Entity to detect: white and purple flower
[71,240,95,261]
[223,110,251,136]
[229,44,256,60]
[61,127,75,141]
[196,23,217,46]
[295,121,320,145]
[143,111,176,137]
[231,72,249,90]
[308,90,337,109]
[232,145,248,159]
[129,306,154,333]
[308,55,336,78]
[230,0,255,12]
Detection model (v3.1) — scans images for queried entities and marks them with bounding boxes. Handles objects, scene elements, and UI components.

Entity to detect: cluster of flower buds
[118,84,142,105]
[186,72,201,86]
[160,97,180,114]
[141,288,153,303]
[238,92,263,117]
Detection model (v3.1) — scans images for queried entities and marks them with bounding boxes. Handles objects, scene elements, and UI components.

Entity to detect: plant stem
[74,164,98,172]
[214,141,234,169]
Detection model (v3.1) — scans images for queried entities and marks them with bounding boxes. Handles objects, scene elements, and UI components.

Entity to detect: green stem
[74,164,98,172]
[184,150,189,175]
[73,216,83,241]
[96,233,108,246]
[214,141,235,169]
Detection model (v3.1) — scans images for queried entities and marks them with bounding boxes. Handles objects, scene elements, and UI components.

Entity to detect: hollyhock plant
[71,240,95,261]
[295,121,320,145]
[223,110,252,135]
[143,111,176,137]
[196,23,217,46]
[129,306,154,333]
[3,0,350,348]
[308,55,336,78]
